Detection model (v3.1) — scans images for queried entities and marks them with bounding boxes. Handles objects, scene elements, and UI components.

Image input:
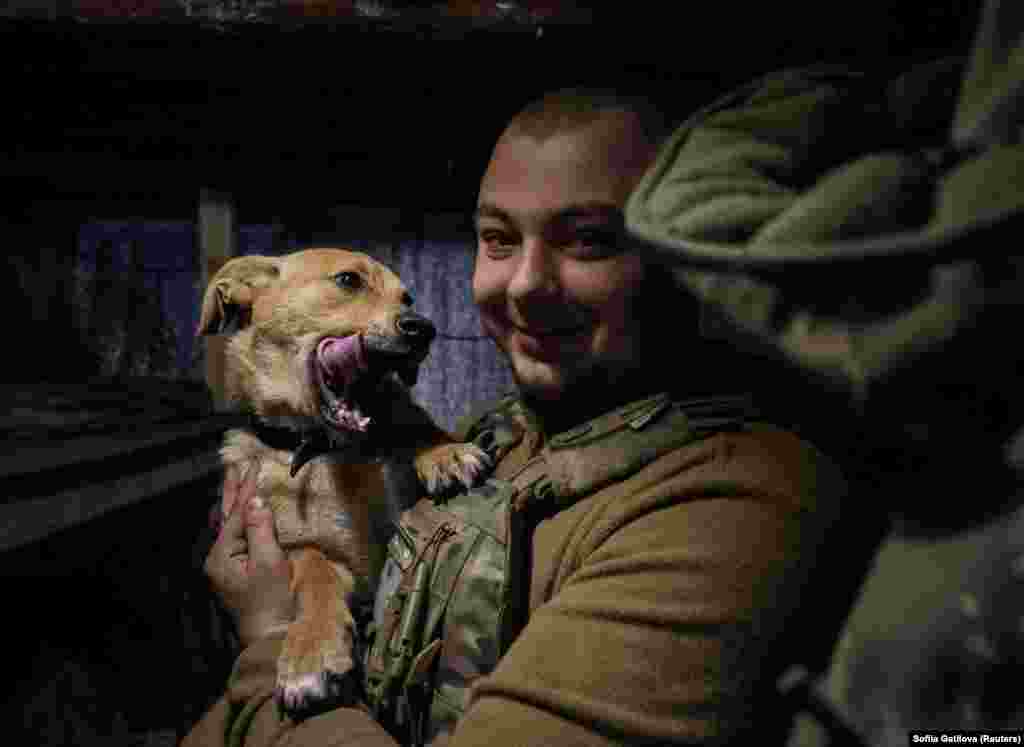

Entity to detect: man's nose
[507,240,559,301]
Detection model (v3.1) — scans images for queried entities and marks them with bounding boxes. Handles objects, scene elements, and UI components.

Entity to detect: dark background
[4,3,1017,746]
[4,3,980,219]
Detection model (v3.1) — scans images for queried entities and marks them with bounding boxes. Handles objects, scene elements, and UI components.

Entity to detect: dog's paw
[275,620,358,720]
[414,442,493,496]
[275,669,362,722]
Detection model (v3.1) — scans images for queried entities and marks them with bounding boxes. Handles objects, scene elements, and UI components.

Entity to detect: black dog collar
[247,414,306,452]
[246,414,334,477]
[245,413,369,477]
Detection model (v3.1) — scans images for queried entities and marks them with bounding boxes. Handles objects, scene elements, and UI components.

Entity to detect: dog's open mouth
[286,331,428,476]
[315,335,373,432]
[313,333,423,435]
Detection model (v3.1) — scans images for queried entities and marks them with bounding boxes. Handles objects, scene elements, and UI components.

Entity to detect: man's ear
[196,256,280,336]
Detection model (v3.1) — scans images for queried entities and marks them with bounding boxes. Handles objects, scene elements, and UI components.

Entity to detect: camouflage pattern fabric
[363,393,757,746]
[364,397,525,746]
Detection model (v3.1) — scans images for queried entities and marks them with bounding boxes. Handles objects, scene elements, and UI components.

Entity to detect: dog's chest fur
[222,430,396,580]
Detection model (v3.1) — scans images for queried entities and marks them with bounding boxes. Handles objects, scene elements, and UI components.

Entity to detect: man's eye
[478,230,518,256]
[570,229,620,258]
[333,271,363,290]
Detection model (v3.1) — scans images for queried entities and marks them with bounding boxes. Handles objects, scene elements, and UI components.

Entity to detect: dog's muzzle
[362,312,436,387]
[290,314,439,477]
[394,312,436,347]
[313,313,436,430]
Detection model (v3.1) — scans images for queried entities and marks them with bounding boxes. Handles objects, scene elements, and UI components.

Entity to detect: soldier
[621,0,1024,738]
[185,89,884,747]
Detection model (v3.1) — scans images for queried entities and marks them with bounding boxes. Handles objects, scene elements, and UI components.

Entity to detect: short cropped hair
[506,87,670,148]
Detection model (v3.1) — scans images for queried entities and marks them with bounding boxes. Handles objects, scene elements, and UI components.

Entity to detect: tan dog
[198,248,490,719]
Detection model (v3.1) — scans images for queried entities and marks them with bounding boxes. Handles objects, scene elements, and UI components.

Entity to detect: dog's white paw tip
[419,443,497,496]
[458,446,493,485]
[276,670,359,719]
[277,673,323,707]
[457,464,480,486]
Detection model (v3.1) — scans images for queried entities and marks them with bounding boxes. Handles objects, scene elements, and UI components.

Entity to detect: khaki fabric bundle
[626,0,1024,494]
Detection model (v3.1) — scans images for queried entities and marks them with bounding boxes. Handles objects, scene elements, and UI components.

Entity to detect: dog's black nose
[395,313,436,344]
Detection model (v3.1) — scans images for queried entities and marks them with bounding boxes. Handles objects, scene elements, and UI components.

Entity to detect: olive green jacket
[183,393,878,746]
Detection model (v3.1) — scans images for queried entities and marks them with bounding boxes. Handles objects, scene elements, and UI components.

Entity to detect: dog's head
[198,248,434,450]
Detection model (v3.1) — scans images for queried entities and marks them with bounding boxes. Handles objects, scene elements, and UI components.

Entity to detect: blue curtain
[76,221,193,378]
[397,214,516,433]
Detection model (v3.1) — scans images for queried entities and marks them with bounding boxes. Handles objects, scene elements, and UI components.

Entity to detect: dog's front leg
[385,389,494,496]
[276,546,361,719]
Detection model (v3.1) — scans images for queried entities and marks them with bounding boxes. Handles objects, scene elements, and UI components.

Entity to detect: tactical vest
[362,391,761,746]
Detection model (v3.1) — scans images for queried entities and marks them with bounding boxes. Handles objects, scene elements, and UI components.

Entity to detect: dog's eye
[333,271,363,291]
[402,292,414,307]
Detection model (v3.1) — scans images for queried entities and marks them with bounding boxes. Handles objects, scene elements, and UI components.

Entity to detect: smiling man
[184,89,884,747]
[473,95,676,430]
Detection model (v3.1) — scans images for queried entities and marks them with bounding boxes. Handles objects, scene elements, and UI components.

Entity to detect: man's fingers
[244,495,287,572]
[221,473,248,534]
[238,458,262,510]
[223,457,261,519]
[207,456,286,589]
[222,462,241,519]
[205,468,250,579]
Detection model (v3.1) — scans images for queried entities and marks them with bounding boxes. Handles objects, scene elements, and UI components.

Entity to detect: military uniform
[184,389,881,747]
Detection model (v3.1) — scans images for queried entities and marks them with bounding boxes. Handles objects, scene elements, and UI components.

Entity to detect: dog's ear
[197,256,280,336]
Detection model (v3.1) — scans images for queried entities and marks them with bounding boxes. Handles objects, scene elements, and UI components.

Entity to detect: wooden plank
[198,189,237,410]
[0,444,223,552]
[0,382,240,549]
[0,414,243,480]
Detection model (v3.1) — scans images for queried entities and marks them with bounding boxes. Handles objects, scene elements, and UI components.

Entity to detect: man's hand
[205,459,296,647]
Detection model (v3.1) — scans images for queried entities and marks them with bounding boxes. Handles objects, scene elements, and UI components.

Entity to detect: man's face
[473,112,659,403]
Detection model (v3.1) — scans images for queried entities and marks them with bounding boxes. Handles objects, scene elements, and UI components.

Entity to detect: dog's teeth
[331,401,371,432]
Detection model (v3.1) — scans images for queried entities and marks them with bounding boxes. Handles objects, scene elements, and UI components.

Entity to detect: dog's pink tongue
[317,335,368,386]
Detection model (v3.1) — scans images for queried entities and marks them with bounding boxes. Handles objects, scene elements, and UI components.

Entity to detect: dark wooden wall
[5,3,978,223]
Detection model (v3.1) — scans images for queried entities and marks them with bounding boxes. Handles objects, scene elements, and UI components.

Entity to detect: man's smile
[507,322,591,362]
[512,323,588,339]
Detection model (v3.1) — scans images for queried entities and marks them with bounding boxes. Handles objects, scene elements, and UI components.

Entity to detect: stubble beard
[513,349,663,434]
